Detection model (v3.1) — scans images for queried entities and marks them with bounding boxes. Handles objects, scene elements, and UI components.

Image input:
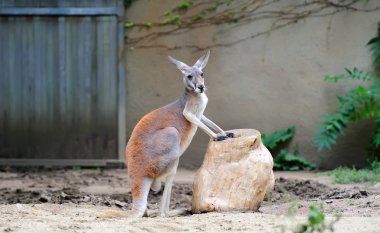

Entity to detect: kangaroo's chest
[187,94,208,135]
[187,94,208,118]
[179,94,208,154]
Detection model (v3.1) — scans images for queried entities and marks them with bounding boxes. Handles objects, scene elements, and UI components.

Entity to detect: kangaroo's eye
[200,73,204,77]
[187,75,192,79]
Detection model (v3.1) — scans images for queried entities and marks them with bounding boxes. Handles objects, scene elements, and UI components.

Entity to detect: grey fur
[129,51,229,218]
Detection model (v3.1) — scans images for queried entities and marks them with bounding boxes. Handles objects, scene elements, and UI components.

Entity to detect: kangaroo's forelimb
[201,115,226,136]
[183,111,217,138]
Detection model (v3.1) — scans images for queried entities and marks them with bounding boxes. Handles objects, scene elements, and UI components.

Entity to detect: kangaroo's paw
[215,135,228,141]
[226,132,235,138]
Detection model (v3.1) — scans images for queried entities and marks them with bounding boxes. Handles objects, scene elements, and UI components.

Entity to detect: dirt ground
[0,168,379,233]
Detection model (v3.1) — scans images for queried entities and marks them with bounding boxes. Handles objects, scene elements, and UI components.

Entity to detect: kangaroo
[126,51,233,218]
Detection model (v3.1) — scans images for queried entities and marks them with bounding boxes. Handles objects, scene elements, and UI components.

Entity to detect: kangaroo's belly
[179,123,198,155]
[179,94,207,154]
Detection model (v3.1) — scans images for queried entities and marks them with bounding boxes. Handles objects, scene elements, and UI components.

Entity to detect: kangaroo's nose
[198,85,204,91]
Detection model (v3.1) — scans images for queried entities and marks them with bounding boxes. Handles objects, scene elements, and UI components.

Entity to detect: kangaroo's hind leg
[148,126,181,217]
[160,158,179,217]
[130,176,154,218]
[151,179,162,193]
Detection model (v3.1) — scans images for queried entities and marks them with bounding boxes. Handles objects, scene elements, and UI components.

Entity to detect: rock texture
[191,129,275,213]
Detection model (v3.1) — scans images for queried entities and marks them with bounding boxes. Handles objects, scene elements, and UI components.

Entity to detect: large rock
[191,129,274,213]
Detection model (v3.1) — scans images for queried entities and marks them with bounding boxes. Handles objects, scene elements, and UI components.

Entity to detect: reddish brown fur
[126,93,193,199]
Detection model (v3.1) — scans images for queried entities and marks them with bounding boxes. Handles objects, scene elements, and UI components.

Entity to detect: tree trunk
[191,129,274,213]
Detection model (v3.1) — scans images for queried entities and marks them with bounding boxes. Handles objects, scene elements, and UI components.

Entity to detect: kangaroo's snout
[198,84,205,93]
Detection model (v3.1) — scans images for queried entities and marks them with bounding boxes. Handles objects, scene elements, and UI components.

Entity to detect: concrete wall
[125,0,379,169]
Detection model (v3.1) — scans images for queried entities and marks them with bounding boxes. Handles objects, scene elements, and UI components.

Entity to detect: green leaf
[274,150,317,171]
[367,37,380,45]
[345,68,353,75]
[162,15,180,25]
[308,205,325,225]
[324,68,375,83]
[125,21,134,28]
[355,86,369,95]
[262,127,295,150]
[178,1,190,9]
[164,10,171,16]
[368,23,380,70]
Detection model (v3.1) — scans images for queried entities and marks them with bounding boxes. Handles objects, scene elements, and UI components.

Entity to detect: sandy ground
[0,169,379,233]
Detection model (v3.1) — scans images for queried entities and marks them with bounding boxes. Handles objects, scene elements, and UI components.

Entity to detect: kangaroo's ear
[168,55,190,74]
[194,50,210,70]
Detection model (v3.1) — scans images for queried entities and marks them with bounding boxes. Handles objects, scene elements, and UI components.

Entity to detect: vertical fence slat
[32,16,42,154]
[25,16,36,156]
[117,17,126,162]
[96,17,104,125]
[10,17,22,157]
[58,16,67,132]
[0,17,8,153]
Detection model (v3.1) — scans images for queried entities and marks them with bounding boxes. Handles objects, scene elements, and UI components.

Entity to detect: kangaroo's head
[168,51,210,94]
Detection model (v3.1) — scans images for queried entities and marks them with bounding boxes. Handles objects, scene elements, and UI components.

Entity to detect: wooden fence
[0,0,126,166]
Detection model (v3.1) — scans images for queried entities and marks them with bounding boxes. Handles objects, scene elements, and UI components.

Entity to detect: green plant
[279,204,340,233]
[320,165,380,184]
[125,21,134,28]
[71,166,81,171]
[262,127,316,171]
[178,1,192,9]
[274,149,317,171]
[314,22,380,162]
[262,127,295,150]
[370,159,380,170]
[294,205,340,233]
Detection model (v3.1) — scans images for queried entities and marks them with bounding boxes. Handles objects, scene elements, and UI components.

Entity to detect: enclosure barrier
[0,0,126,166]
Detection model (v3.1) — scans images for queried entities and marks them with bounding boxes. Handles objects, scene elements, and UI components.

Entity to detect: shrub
[314,22,380,162]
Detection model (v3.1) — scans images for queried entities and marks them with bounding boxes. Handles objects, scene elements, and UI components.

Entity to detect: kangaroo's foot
[226,132,235,138]
[129,208,147,218]
[149,208,189,217]
[167,208,190,217]
[216,135,228,141]
[129,176,153,218]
